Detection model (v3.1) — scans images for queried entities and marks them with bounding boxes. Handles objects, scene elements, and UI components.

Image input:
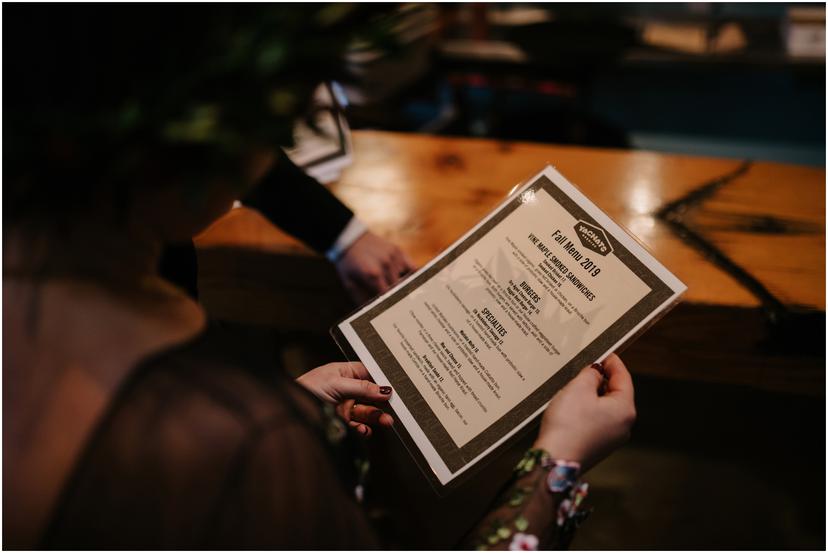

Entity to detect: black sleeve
[241,149,354,254]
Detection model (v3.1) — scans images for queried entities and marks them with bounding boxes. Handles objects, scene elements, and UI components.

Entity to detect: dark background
[344,3,825,167]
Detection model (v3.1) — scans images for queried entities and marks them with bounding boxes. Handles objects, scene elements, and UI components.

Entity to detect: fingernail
[591,362,604,372]
[379,386,392,395]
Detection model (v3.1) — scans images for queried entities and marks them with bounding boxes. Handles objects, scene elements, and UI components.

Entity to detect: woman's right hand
[534,353,636,472]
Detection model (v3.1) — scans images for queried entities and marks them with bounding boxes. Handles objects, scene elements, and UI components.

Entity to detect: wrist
[517,447,590,537]
[520,447,582,493]
[326,217,368,262]
[532,436,585,467]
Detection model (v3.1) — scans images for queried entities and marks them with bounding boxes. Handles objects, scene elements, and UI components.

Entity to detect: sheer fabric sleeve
[207,419,379,549]
[464,449,590,551]
[42,350,380,549]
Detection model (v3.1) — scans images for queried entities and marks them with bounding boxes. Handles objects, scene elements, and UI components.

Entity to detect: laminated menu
[333,165,686,490]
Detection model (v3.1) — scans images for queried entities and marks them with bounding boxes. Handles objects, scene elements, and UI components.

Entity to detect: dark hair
[4,3,388,230]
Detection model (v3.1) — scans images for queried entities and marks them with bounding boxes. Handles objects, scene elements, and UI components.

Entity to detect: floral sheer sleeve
[465,449,591,551]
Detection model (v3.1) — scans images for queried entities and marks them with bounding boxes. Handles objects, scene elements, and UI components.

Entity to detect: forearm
[463,449,590,551]
[242,149,354,254]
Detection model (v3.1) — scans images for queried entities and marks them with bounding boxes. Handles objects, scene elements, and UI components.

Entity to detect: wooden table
[196,130,825,396]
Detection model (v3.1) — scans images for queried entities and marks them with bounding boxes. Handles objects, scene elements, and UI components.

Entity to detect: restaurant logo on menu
[574,220,612,256]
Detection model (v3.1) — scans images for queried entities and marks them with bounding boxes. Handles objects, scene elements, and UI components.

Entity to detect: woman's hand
[296,362,395,437]
[534,353,636,472]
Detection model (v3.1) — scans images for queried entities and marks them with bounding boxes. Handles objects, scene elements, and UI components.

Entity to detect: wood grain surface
[195,130,825,395]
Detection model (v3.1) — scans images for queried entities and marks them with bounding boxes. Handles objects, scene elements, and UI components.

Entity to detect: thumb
[572,363,604,391]
[328,376,393,404]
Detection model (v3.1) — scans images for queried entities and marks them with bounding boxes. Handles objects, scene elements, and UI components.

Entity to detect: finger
[602,353,634,401]
[400,250,416,273]
[386,254,406,285]
[351,404,395,427]
[348,420,372,438]
[380,260,397,291]
[336,399,356,422]
[351,404,382,425]
[330,376,393,403]
[367,269,391,297]
[391,249,414,280]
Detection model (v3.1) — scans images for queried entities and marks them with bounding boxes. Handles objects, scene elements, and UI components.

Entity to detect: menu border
[342,169,684,481]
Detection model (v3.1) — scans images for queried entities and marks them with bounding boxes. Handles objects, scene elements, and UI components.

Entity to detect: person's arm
[242,150,414,303]
[463,449,584,550]
[214,415,381,549]
[464,354,636,550]
[242,149,354,254]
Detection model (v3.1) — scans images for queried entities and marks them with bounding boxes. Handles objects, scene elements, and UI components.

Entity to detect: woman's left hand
[296,362,395,437]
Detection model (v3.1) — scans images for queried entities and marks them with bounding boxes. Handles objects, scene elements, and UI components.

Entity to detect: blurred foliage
[4,3,398,226]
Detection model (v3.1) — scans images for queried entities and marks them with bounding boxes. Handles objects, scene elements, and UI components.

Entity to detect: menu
[335,166,686,487]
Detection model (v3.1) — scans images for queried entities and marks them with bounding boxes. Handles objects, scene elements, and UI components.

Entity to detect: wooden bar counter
[196,131,825,396]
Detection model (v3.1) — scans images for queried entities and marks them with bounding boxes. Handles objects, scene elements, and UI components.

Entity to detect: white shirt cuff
[326,217,368,262]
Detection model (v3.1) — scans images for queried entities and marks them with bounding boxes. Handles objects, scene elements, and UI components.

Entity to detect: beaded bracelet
[523,449,591,530]
[541,457,581,493]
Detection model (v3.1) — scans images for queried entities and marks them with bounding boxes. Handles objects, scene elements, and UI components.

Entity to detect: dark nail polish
[379,386,392,395]
[591,362,604,373]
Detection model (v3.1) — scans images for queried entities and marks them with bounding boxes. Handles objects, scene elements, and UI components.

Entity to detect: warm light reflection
[345,165,406,192]
[627,185,659,215]
[626,215,657,241]
[336,163,418,228]
[519,189,537,204]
